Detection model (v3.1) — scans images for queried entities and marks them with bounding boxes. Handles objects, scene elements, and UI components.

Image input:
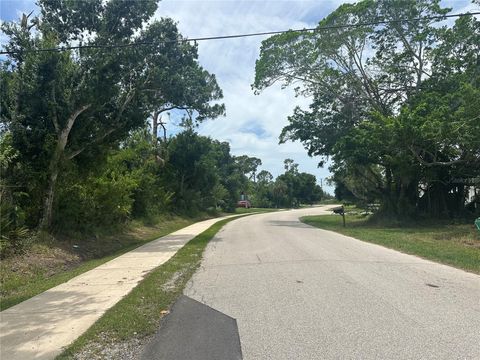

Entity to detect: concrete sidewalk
[0,214,241,360]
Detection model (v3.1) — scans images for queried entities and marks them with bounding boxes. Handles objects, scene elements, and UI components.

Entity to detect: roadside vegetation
[254,0,480,281]
[254,0,480,220]
[302,211,480,274]
[56,216,245,359]
[0,0,329,305]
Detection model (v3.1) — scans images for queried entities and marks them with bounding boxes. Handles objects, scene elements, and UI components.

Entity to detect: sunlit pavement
[184,206,480,359]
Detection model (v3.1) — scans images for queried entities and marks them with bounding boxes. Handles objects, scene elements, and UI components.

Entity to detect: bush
[0,133,32,257]
[54,168,137,234]
[53,130,174,233]
[0,202,31,258]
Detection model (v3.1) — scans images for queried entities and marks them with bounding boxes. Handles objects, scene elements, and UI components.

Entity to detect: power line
[1,11,479,55]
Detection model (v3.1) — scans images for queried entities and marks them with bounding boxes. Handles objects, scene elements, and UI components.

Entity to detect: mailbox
[332,206,344,215]
[331,205,346,227]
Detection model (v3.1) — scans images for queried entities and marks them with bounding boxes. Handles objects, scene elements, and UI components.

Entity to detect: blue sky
[1,0,478,194]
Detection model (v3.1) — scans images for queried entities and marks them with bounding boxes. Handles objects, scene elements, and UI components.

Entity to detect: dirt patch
[161,270,184,292]
[73,333,153,360]
[2,243,80,280]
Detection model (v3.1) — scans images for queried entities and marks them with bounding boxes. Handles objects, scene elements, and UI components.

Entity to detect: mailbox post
[332,205,346,227]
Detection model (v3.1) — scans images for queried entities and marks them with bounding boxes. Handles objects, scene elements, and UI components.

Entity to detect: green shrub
[54,169,137,233]
[53,130,174,233]
[0,197,31,257]
[0,133,32,257]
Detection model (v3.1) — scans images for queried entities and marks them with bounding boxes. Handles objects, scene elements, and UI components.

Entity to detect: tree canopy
[254,0,480,218]
[0,0,328,258]
[1,0,225,230]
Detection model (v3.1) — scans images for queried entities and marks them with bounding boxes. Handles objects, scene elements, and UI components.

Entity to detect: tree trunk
[456,184,465,215]
[381,166,396,215]
[39,104,90,231]
[160,121,167,142]
[39,133,68,230]
[152,110,159,144]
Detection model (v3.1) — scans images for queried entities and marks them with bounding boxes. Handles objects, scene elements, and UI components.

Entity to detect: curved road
[184,206,480,359]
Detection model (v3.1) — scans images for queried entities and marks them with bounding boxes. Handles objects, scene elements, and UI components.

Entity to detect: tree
[1,1,224,229]
[234,155,262,182]
[254,0,478,217]
[163,130,245,213]
[276,159,323,207]
[257,170,273,184]
[272,179,288,208]
[283,159,298,174]
[295,172,323,205]
[209,140,245,211]
[398,14,480,215]
[143,20,225,144]
[251,170,274,207]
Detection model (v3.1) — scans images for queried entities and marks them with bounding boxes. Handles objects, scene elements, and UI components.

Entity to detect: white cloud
[156,0,342,193]
[156,0,475,195]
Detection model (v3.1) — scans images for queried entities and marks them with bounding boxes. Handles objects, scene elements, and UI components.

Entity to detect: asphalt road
[184,206,480,359]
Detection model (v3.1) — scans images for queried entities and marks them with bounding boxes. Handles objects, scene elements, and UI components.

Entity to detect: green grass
[302,214,480,274]
[56,215,246,359]
[0,215,212,311]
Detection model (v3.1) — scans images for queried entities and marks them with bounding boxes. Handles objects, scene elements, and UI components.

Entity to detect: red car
[237,200,251,208]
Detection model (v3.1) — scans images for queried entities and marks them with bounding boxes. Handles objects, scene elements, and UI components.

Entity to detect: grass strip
[57,215,247,359]
[302,214,480,274]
